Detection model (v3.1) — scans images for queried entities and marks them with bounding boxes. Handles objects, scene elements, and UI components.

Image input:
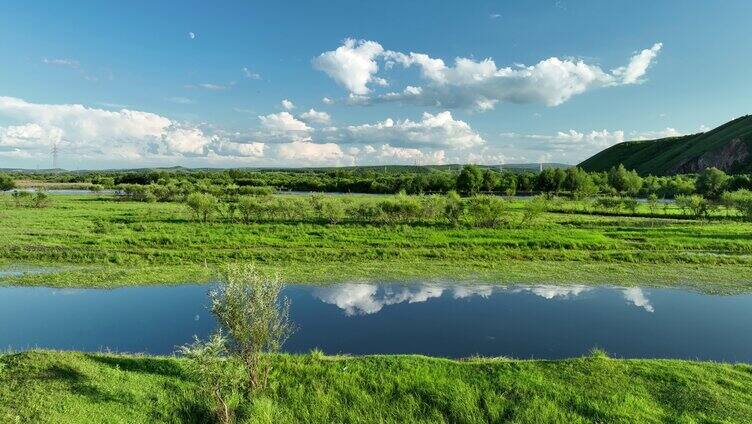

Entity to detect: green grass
[2,194,752,290]
[2,350,751,423]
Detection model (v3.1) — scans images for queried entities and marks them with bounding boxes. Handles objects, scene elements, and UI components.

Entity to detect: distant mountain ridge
[579,115,752,175]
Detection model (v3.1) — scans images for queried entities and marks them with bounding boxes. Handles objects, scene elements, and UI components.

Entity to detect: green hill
[579,115,752,175]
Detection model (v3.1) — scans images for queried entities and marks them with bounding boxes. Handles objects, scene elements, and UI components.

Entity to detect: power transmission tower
[51,142,60,169]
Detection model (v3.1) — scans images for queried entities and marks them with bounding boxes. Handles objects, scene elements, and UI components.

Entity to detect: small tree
[675,194,708,218]
[179,332,246,424]
[647,193,659,215]
[186,192,218,222]
[210,264,293,392]
[456,165,483,196]
[695,167,729,200]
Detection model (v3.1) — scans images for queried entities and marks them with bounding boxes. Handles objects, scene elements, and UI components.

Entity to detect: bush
[594,197,623,213]
[179,332,246,424]
[466,195,507,228]
[443,191,463,226]
[520,196,547,226]
[0,174,15,191]
[726,189,752,221]
[675,194,709,218]
[186,192,218,222]
[377,193,423,224]
[320,198,345,224]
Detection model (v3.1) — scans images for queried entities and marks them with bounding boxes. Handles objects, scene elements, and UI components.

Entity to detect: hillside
[579,115,752,175]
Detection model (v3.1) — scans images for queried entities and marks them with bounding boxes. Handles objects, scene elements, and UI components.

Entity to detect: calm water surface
[1,283,750,361]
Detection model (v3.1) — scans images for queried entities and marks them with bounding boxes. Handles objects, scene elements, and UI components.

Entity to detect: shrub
[237,196,263,224]
[622,198,639,214]
[520,196,547,226]
[186,192,218,222]
[675,194,708,218]
[443,191,463,226]
[179,332,246,424]
[210,264,293,392]
[0,174,15,191]
[466,195,507,228]
[320,198,345,224]
[378,193,422,224]
[726,189,752,221]
[595,197,623,213]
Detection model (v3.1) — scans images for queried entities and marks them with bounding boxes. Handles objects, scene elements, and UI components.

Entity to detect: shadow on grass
[85,354,186,378]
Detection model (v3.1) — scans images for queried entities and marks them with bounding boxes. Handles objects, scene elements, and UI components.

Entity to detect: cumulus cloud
[298,108,331,125]
[321,97,334,105]
[315,40,663,110]
[281,99,295,111]
[495,126,683,164]
[277,140,344,163]
[0,96,484,168]
[0,96,266,164]
[312,38,385,95]
[257,111,311,141]
[340,111,484,149]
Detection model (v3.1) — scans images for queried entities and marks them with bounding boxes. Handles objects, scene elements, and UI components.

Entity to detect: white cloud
[341,111,484,149]
[161,127,211,155]
[312,38,384,95]
[281,99,295,111]
[258,112,311,141]
[0,96,267,164]
[611,43,663,84]
[321,97,334,105]
[211,140,265,157]
[42,58,79,68]
[622,288,654,312]
[631,127,681,140]
[242,67,261,79]
[298,108,331,125]
[277,140,344,163]
[315,40,663,111]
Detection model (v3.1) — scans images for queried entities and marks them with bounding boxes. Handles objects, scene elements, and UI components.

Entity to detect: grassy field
[1,194,752,290]
[1,350,751,424]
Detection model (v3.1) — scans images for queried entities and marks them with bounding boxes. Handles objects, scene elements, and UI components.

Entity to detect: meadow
[1,193,751,291]
[2,350,752,424]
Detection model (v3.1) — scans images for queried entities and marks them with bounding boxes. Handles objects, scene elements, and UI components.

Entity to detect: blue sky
[1,0,750,169]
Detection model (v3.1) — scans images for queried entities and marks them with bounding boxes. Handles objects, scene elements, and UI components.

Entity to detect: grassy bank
[2,350,751,423]
[1,194,752,290]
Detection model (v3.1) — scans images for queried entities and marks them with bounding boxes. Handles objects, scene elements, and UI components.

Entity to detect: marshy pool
[1,283,751,361]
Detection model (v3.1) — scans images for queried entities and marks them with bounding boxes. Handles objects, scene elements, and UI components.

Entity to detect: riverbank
[1,195,752,290]
[2,350,751,423]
